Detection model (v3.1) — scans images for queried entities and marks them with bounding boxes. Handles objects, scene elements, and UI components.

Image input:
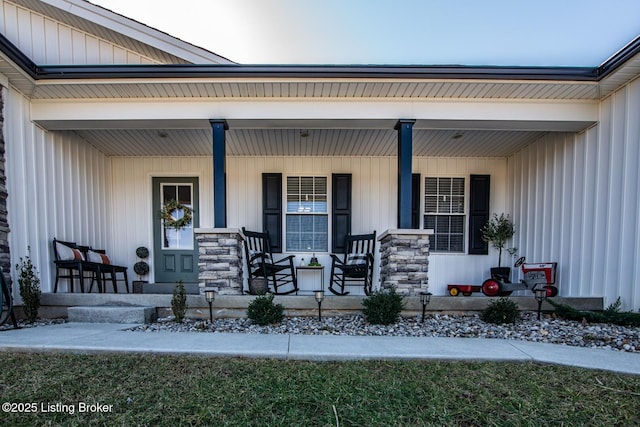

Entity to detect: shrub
[548,297,640,327]
[171,281,187,323]
[362,288,405,325]
[16,248,41,323]
[247,294,284,325]
[481,297,520,324]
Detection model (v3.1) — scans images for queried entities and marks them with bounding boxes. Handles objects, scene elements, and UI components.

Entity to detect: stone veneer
[194,229,244,295]
[0,91,9,277]
[378,229,433,296]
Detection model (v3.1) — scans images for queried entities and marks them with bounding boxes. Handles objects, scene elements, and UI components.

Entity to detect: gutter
[0,33,39,79]
[35,63,597,81]
[0,32,638,83]
[596,35,640,79]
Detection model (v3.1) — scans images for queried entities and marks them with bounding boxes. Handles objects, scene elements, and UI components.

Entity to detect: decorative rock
[126,312,640,353]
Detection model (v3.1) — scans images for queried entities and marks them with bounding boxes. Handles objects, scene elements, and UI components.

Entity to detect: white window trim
[283,175,331,253]
[160,182,195,251]
[423,176,467,254]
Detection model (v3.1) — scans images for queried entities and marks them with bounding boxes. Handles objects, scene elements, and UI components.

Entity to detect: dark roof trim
[596,35,640,79]
[35,63,598,81]
[1,32,639,83]
[0,32,38,79]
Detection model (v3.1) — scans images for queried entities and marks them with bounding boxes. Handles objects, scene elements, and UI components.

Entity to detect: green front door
[153,177,199,284]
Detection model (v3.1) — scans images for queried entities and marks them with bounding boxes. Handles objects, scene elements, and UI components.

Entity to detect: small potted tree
[133,246,150,294]
[481,213,517,282]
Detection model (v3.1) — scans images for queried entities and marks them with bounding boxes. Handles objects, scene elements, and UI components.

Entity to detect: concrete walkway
[0,322,639,375]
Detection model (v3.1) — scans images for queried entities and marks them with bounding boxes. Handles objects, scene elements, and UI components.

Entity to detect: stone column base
[379,229,433,296]
[195,228,244,295]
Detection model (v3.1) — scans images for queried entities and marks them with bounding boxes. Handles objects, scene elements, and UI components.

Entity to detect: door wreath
[160,199,194,230]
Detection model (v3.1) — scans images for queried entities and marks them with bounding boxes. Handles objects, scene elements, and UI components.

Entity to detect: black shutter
[411,173,420,229]
[468,174,490,254]
[332,174,352,253]
[262,173,282,253]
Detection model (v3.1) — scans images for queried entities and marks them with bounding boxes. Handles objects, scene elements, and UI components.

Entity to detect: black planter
[133,280,147,294]
[248,278,268,295]
[490,267,511,283]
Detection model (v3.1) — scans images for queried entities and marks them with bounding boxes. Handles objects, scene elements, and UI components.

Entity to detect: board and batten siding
[0,0,161,65]
[508,77,640,310]
[109,157,213,284]
[414,157,509,294]
[109,155,506,293]
[3,86,111,294]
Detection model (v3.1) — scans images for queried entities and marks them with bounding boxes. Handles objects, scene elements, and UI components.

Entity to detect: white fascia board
[30,98,599,131]
[40,0,232,64]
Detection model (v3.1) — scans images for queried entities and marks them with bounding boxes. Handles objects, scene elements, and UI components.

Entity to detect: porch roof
[2,32,640,102]
[1,32,638,157]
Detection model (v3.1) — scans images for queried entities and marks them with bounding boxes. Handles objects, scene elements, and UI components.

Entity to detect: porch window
[424,177,465,253]
[286,176,328,252]
[161,183,194,250]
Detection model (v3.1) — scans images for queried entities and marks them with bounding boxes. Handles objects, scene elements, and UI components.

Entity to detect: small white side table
[295,265,325,292]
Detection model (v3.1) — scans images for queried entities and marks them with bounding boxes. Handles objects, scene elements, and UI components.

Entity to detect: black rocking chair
[329,231,376,296]
[242,227,298,295]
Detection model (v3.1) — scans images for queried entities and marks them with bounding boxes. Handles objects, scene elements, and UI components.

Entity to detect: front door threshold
[142,282,200,295]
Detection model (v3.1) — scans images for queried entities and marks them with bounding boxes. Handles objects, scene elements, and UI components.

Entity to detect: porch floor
[38,293,604,320]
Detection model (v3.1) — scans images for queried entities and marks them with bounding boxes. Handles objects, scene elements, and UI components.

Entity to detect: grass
[0,353,639,426]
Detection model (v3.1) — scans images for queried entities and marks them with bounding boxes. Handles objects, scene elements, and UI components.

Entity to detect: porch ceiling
[76,127,545,157]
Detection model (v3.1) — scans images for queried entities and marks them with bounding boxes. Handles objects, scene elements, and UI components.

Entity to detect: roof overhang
[1,32,639,102]
[1,32,638,158]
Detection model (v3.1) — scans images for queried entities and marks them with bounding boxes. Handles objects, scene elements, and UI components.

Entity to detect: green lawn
[1,353,638,426]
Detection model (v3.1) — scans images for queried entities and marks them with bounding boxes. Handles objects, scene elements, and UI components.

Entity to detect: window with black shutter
[262,173,283,252]
[468,174,490,255]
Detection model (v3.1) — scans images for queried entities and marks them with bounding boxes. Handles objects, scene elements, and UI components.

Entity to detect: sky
[88,0,640,66]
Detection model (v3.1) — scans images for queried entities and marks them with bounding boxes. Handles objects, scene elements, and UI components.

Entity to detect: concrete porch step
[67,303,157,324]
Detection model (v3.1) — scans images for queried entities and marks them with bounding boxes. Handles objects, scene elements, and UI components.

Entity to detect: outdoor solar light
[205,288,217,323]
[420,291,432,323]
[314,290,325,321]
[534,287,547,320]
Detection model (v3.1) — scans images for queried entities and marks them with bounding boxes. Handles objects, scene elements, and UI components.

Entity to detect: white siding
[227,156,398,236]
[110,156,506,294]
[415,157,509,295]
[508,77,640,310]
[4,86,111,294]
[0,1,160,65]
[109,157,213,284]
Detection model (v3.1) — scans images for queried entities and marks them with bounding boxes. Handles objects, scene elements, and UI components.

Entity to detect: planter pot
[490,267,511,283]
[248,278,268,295]
[133,280,147,294]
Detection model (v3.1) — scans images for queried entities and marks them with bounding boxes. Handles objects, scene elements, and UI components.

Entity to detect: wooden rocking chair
[329,231,376,296]
[242,227,298,295]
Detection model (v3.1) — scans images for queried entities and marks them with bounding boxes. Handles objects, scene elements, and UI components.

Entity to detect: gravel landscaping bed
[0,318,66,331]
[130,312,640,353]
[4,313,638,353]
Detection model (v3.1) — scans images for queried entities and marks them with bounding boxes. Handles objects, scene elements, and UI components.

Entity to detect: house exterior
[1,0,639,308]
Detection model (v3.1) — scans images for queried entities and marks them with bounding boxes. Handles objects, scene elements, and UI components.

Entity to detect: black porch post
[210,119,229,228]
[395,119,415,229]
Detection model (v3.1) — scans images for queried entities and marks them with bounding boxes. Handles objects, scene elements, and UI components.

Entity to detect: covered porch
[6,71,599,301]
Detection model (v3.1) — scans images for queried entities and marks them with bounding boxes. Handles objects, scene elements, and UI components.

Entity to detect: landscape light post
[205,289,216,323]
[420,291,432,323]
[314,290,325,321]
